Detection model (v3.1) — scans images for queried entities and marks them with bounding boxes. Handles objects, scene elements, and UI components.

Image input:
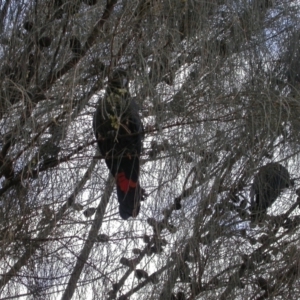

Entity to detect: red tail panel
[116,172,138,193]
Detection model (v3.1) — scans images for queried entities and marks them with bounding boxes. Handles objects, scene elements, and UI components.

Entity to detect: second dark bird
[93,68,145,219]
[250,162,293,221]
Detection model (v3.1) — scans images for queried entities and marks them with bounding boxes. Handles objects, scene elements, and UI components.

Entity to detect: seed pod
[72,203,84,211]
[150,245,164,255]
[38,36,52,48]
[143,234,150,243]
[132,248,142,255]
[135,269,149,280]
[149,274,159,284]
[174,199,182,210]
[96,234,109,243]
[83,207,96,217]
[120,257,138,269]
[23,21,33,31]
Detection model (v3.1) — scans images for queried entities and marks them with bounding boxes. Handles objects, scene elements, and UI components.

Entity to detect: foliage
[0,0,300,299]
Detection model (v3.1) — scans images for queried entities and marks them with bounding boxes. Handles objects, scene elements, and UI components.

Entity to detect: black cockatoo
[250,162,293,220]
[93,68,144,219]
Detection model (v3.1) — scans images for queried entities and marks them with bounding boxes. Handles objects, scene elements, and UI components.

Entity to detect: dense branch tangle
[0,1,300,300]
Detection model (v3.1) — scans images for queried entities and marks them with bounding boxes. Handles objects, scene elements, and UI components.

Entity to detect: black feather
[93,69,144,219]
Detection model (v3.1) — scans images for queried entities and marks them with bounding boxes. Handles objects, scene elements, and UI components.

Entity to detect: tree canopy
[0,0,300,299]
